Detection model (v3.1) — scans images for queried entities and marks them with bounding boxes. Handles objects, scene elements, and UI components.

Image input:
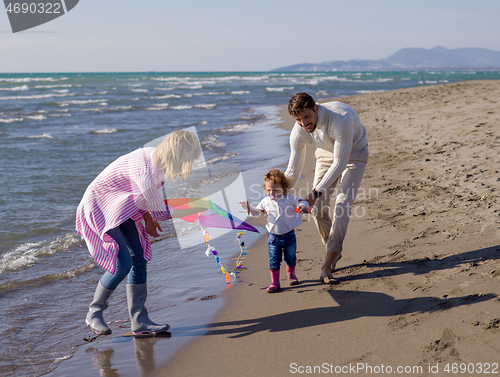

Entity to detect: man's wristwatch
[312,189,322,198]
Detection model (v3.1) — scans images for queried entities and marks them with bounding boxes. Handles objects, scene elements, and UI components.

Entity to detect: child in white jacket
[241,168,308,293]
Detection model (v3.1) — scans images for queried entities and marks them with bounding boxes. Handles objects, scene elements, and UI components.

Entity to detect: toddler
[241,168,308,293]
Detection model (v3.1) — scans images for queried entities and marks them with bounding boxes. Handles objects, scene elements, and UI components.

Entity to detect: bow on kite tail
[165,197,259,233]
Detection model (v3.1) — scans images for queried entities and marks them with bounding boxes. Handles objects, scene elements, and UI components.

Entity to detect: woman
[76,130,202,335]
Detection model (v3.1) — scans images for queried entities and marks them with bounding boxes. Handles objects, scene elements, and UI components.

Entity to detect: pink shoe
[267,269,281,293]
[286,266,299,286]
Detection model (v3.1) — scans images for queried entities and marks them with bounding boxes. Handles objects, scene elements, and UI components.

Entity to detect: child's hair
[262,168,290,195]
[153,130,202,181]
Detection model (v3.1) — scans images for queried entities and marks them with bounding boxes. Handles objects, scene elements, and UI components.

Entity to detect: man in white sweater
[285,93,369,284]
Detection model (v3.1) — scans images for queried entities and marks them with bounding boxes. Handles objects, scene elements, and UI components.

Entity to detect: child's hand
[295,204,309,214]
[239,200,250,214]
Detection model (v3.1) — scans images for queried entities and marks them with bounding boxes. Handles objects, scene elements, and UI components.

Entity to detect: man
[285,93,368,284]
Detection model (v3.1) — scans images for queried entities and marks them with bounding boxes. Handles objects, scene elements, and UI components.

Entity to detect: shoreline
[157,80,500,376]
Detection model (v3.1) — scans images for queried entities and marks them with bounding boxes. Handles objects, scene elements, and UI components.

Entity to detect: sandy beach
[156,80,500,377]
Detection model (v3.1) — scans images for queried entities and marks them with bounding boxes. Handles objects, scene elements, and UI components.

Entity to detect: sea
[1,70,499,377]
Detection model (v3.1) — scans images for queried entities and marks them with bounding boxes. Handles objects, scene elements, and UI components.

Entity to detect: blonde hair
[262,168,290,195]
[153,130,202,181]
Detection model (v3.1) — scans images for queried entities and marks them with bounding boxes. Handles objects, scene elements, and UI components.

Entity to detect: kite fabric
[165,197,259,233]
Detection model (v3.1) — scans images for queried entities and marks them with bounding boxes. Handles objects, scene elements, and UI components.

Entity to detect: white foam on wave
[0,117,23,123]
[49,113,71,117]
[170,105,192,110]
[145,103,169,111]
[153,87,175,91]
[0,233,81,273]
[0,93,71,101]
[34,84,72,89]
[53,89,69,94]
[205,152,238,164]
[376,78,394,82]
[28,133,53,138]
[0,85,29,91]
[91,128,118,134]
[59,99,107,106]
[179,85,202,90]
[202,135,227,150]
[151,94,181,99]
[266,87,294,92]
[194,104,216,109]
[231,91,250,95]
[27,115,47,121]
[110,105,133,111]
[220,123,251,132]
[132,89,149,93]
[0,77,56,83]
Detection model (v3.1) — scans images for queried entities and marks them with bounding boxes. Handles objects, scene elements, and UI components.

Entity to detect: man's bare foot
[330,253,342,273]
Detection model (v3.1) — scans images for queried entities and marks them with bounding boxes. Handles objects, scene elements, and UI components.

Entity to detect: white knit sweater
[285,101,368,191]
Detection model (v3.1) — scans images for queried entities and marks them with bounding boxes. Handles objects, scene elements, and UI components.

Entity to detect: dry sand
[155,80,500,376]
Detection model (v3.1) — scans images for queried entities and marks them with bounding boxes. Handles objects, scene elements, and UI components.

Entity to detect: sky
[0,0,499,72]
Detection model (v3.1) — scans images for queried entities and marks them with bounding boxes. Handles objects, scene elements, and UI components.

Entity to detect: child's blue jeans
[267,230,297,270]
[100,218,148,290]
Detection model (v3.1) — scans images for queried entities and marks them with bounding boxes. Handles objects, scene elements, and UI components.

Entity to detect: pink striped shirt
[76,147,171,274]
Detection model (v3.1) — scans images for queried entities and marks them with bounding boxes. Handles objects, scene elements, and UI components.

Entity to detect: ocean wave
[0,93,71,101]
[205,152,238,164]
[179,85,203,90]
[194,104,217,109]
[28,133,53,138]
[49,113,71,117]
[0,117,23,123]
[151,94,181,99]
[202,135,227,150]
[58,99,107,106]
[170,105,192,110]
[109,105,133,111]
[145,103,169,111]
[0,85,29,91]
[0,233,83,274]
[153,87,175,91]
[91,128,118,134]
[34,84,72,89]
[220,123,251,132]
[132,89,149,93]
[27,115,47,121]
[0,233,82,274]
[266,87,294,92]
[0,77,57,83]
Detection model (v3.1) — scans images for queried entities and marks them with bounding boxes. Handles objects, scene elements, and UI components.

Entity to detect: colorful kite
[165,197,259,233]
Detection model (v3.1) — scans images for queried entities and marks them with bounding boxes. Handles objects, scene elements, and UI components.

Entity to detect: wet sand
[155,80,500,376]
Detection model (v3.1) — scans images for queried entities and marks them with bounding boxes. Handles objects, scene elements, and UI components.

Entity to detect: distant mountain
[271,47,500,71]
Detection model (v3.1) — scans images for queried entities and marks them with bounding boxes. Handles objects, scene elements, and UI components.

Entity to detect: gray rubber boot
[126,283,170,334]
[85,282,114,335]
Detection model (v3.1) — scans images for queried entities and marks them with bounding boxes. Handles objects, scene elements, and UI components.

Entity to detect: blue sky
[1,0,499,72]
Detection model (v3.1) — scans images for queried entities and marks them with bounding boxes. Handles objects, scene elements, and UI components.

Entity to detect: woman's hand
[143,212,162,237]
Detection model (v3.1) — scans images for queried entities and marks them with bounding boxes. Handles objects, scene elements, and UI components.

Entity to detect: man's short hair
[288,92,316,116]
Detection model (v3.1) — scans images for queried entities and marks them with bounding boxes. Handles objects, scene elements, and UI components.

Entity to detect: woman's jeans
[267,230,296,270]
[100,219,147,290]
